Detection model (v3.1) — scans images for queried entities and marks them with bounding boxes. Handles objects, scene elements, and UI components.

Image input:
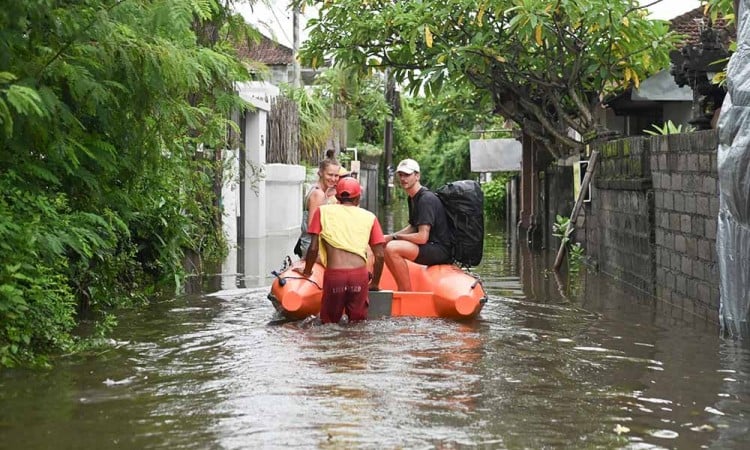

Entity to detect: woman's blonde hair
[318,157,340,174]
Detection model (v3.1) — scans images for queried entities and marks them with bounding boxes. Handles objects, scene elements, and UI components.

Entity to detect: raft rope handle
[284,277,323,291]
[468,271,483,289]
[271,270,323,290]
[467,272,489,304]
[271,270,287,287]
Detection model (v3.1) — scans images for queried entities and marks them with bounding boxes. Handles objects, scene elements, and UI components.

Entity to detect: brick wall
[586,137,655,294]
[579,131,720,322]
[650,131,720,322]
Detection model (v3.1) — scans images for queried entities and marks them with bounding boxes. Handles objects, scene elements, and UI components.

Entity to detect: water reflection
[196,233,298,292]
[235,235,298,288]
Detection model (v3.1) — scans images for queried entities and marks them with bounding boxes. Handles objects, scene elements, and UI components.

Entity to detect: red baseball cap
[336,177,361,198]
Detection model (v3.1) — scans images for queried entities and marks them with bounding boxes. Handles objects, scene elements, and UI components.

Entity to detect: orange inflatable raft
[267,259,487,321]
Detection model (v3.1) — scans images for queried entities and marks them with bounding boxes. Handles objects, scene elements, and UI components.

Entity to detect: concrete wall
[264,164,306,237]
[576,131,720,322]
[232,81,306,240]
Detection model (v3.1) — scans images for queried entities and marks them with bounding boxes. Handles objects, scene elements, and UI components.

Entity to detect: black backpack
[435,180,484,267]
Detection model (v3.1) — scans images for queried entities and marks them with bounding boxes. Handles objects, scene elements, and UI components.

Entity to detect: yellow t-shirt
[317,204,377,265]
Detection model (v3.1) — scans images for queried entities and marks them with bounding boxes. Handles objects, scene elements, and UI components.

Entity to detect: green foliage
[300,0,679,158]
[420,137,472,188]
[315,67,390,146]
[387,94,513,208]
[280,84,332,162]
[0,0,253,367]
[392,96,434,165]
[1,174,82,367]
[356,142,383,159]
[568,243,585,271]
[553,214,584,272]
[391,94,512,191]
[410,85,499,137]
[703,0,735,87]
[280,67,391,165]
[644,120,695,136]
[346,118,364,147]
[482,174,513,220]
[553,215,574,245]
[705,0,735,25]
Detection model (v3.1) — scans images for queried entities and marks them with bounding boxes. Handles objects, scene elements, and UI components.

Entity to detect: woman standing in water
[294,156,341,258]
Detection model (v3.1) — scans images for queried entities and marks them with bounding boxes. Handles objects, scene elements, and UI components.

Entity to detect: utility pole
[383,69,395,205]
[292,5,301,88]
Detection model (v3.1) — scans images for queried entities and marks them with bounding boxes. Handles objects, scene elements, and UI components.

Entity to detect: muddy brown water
[1,220,749,449]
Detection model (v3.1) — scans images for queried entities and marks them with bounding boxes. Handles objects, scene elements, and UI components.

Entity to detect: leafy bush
[420,137,472,188]
[552,214,585,273]
[482,175,513,219]
[280,85,332,163]
[0,0,250,367]
[0,176,81,367]
[644,120,695,135]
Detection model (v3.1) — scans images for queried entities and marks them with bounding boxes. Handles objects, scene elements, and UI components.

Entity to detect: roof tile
[669,6,734,48]
[236,33,294,65]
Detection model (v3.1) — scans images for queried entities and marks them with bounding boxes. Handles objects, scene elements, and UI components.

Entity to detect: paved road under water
[1,222,750,449]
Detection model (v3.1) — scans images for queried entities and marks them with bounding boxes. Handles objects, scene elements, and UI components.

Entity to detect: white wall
[264,163,305,236]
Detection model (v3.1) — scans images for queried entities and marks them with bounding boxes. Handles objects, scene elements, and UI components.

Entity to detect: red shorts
[320,267,369,324]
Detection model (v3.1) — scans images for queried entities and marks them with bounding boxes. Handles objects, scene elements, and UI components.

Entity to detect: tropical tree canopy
[299,0,681,158]
[314,67,391,145]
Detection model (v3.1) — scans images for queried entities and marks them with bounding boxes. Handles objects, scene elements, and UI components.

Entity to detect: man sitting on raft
[384,158,453,291]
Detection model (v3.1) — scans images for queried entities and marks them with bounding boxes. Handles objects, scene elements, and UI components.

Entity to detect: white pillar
[237,81,277,239]
[243,109,268,239]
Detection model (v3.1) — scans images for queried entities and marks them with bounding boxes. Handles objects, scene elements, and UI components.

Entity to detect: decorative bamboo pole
[553,150,599,271]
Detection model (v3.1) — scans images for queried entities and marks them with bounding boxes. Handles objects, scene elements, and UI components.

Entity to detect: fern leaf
[0,72,18,83]
[191,0,215,21]
[6,85,46,117]
[22,163,62,186]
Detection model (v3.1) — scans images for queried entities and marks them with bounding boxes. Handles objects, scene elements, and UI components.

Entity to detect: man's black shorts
[415,242,452,266]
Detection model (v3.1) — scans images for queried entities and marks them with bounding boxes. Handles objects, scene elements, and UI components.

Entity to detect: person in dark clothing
[384,158,453,291]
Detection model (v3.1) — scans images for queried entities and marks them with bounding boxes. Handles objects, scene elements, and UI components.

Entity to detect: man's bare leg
[384,243,419,291]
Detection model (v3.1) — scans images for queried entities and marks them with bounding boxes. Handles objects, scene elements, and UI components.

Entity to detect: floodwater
[2,220,750,449]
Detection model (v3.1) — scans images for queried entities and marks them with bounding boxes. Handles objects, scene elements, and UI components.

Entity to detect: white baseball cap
[396,158,420,174]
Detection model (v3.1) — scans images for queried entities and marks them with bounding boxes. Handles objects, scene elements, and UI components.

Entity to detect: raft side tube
[429,265,487,319]
[391,291,439,318]
[271,261,324,320]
